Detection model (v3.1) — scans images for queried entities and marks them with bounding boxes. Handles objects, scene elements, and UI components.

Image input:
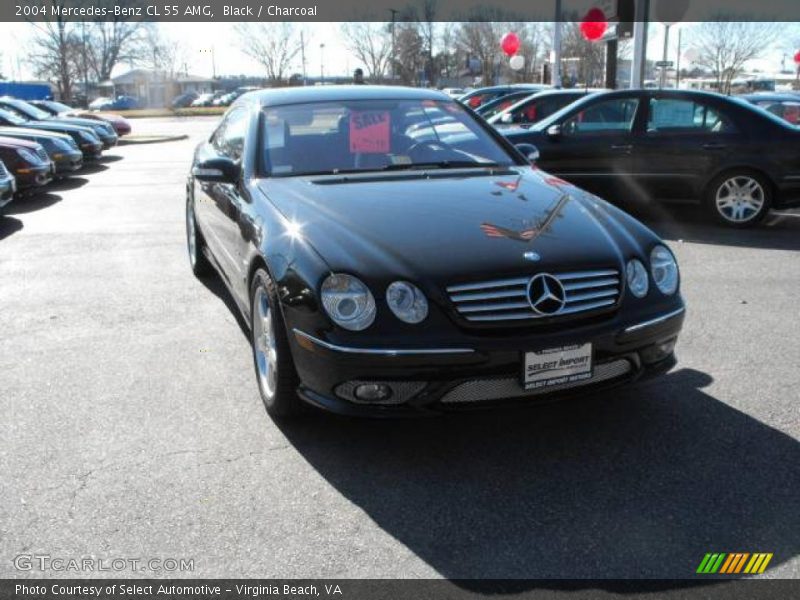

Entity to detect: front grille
[439,358,632,405]
[35,147,49,164]
[446,269,621,323]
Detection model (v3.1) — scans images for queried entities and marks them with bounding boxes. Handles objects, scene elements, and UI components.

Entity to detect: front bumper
[14,164,53,189]
[288,304,686,416]
[0,176,16,209]
[53,151,84,174]
[80,142,103,160]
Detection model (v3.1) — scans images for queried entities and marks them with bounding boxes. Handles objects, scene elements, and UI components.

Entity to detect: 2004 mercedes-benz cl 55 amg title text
[187,86,685,417]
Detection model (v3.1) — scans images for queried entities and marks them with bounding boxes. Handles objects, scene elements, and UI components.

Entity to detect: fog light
[354,383,393,402]
[641,338,677,364]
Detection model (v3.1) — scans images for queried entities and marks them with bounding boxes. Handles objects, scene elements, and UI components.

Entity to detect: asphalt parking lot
[1,116,798,582]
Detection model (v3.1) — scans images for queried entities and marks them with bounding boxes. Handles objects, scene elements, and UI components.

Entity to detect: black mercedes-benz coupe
[187,86,685,417]
[503,89,800,227]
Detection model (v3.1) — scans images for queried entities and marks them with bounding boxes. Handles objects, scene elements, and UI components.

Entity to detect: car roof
[236,85,449,108]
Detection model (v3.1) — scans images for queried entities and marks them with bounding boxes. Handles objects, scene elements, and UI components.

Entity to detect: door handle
[702,143,727,150]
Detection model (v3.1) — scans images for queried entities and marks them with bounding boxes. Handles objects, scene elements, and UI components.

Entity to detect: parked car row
[457,85,800,227]
[0,97,130,212]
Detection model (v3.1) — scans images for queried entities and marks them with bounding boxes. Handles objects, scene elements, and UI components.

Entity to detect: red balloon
[580,8,608,42]
[501,33,521,57]
[794,50,800,64]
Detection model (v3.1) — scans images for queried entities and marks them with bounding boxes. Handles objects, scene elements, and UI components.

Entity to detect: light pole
[389,8,398,84]
[319,43,325,84]
[552,0,562,87]
[659,23,672,88]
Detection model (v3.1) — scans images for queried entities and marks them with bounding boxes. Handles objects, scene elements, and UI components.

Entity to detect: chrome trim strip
[292,329,476,355]
[623,307,686,334]
[446,277,529,293]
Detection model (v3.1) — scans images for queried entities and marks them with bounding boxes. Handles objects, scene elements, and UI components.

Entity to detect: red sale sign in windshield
[350,111,390,154]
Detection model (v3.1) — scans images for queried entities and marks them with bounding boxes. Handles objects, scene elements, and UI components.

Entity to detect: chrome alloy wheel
[253,286,278,400]
[715,175,765,224]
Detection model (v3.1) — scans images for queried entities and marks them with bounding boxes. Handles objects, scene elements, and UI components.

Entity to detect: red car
[30,100,132,136]
[0,136,54,191]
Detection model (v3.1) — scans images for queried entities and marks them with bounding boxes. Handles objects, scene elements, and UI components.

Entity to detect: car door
[631,94,741,199]
[194,107,249,283]
[535,94,642,197]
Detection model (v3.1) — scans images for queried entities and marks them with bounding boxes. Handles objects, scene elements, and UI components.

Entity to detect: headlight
[626,259,649,298]
[386,281,428,324]
[17,149,38,164]
[321,274,376,331]
[650,245,679,295]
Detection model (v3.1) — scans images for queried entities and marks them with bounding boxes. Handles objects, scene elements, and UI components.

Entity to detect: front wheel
[186,193,212,277]
[705,171,772,227]
[250,269,303,418]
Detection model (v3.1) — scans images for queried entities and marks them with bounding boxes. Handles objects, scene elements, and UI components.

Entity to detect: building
[110,69,215,107]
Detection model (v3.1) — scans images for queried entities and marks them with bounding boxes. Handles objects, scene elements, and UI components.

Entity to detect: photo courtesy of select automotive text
[1,0,799,598]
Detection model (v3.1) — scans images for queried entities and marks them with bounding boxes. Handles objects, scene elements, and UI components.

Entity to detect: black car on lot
[460,84,551,109]
[187,86,685,417]
[0,108,103,160]
[739,93,800,125]
[0,136,53,192]
[0,97,118,149]
[0,127,83,175]
[475,89,546,119]
[503,89,800,227]
[488,89,602,127]
[0,159,15,210]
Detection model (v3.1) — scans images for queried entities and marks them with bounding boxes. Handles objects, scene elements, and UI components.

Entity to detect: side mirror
[515,143,540,163]
[546,124,562,138]
[192,157,240,184]
[500,112,513,124]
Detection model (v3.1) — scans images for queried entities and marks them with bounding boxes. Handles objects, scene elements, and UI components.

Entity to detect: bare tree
[340,21,392,81]
[393,22,426,86]
[559,21,606,87]
[234,23,301,85]
[455,19,505,86]
[27,1,80,101]
[690,21,785,94]
[86,8,152,81]
[146,27,187,78]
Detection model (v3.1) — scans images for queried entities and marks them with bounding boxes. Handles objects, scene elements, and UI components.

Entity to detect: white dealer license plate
[523,343,593,390]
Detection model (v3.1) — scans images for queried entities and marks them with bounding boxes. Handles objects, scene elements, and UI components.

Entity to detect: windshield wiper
[381,160,505,171]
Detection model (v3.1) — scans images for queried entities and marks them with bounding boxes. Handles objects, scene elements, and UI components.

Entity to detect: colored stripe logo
[696,553,773,574]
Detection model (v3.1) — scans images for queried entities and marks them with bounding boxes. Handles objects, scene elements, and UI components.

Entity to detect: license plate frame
[522,343,593,391]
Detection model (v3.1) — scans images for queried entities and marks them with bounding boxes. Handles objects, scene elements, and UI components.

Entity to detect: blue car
[89,96,141,111]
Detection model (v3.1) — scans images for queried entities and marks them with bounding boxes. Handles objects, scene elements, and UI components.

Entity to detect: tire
[186,191,212,277]
[249,268,303,417]
[705,170,772,227]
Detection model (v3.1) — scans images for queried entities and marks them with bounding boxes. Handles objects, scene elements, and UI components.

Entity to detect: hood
[0,136,39,150]
[17,121,96,136]
[258,167,656,289]
[47,116,108,131]
[0,127,73,144]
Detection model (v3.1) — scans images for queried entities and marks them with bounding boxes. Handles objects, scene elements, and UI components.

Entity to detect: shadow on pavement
[78,162,110,175]
[99,154,124,164]
[0,215,23,241]
[626,202,800,252]
[276,368,799,586]
[4,192,61,215]
[199,270,250,336]
[47,177,89,192]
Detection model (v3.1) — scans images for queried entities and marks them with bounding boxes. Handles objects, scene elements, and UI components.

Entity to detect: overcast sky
[0,21,791,82]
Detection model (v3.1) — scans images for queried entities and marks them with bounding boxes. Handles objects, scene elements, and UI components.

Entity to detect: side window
[212,108,249,160]
[562,98,639,135]
[647,98,737,134]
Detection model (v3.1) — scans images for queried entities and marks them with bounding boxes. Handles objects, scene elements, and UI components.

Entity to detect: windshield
[0,108,27,125]
[260,99,515,177]
[3,100,52,121]
[47,101,73,113]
